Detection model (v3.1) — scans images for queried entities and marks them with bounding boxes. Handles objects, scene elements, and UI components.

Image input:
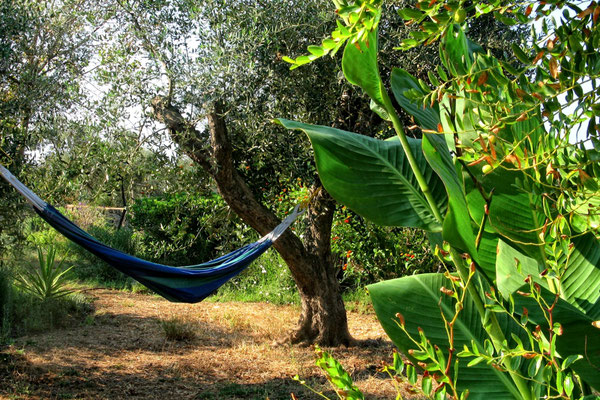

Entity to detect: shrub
[270,178,439,291]
[130,192,253,265]
[331,209,439,289]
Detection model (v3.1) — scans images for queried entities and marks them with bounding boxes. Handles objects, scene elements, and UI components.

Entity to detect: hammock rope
[0,165,305,303]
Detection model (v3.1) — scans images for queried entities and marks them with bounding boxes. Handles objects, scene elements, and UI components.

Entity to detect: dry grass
[0,289,410,399]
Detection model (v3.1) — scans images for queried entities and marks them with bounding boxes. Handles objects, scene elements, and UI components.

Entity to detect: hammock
[0,165,303,303]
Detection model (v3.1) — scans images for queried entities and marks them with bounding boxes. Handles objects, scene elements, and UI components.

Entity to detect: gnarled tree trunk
[151,97,352,346]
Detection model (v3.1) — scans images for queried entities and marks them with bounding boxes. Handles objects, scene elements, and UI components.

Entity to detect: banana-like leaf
[342,29,386,112]
[560,234,600,320]
[391,68,480,259]
[275,119,447,231]
[555,320,600,390]
[495,239,540,299]
[368,274,524,399]
[440,24,483,76]
[481,169,546,263]
[496,239,600,390]
[390,68,440,131]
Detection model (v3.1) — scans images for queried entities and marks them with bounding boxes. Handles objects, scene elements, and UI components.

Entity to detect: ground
[0,290,403,399]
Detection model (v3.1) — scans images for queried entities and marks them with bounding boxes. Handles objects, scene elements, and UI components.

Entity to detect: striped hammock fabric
[0,165,303,303]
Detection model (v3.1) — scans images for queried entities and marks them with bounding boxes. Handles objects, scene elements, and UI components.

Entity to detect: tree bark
[151,97,352,346]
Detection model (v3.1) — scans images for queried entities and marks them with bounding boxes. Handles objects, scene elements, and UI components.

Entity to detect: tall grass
[210,249,300,305]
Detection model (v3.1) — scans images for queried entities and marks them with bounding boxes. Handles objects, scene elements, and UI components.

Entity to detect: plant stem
[380,89,444,224]
[450,249,533,400]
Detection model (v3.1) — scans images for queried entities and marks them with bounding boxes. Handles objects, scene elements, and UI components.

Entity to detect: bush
[270,179,440,291]
[331,209,440,289]
[130,192,253,265]
[14,246,76,301]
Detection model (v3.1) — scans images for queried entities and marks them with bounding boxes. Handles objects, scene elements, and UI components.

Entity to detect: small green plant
[297,347,445,400]
[14,246,76,301]
[294,347,364,400]
[160,316,197,341]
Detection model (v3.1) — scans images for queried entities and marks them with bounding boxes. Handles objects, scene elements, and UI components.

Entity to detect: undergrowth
[9,204,429,312]
[0,264,93,342]
[209,249,300,305]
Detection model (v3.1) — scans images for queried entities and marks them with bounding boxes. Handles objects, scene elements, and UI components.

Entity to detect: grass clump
[160,316,197,342]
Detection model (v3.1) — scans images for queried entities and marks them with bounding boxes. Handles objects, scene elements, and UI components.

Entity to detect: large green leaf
[368,274,523,399]
[464,188,498,278]
[495,239,540,299]
[390,68,439,131]
[560,234,600,320]
[546,235,600,386]
[275,118,447,231]
[342,29,386,111]
[495,239,600,390]
[555,320,600,390]
[441,24,483,76]
[391,68,480,259]
[481,169,546,263]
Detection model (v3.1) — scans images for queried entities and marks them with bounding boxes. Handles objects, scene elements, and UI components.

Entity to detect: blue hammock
[0,165,303,303]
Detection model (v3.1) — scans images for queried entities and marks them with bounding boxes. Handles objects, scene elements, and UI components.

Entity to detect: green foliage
[0,262,92,341]
[314,347,365,400]
[283,0,382,69]
[331,210,438,288]
[130,192,252,265]
[276,119,447,231]
[14,246,76,301]
[210,249,299,305]
[0,0,111,256]
[265,176,440,289]
[369,271,526,398]
[295,347,365,400]
[283,0,600,398]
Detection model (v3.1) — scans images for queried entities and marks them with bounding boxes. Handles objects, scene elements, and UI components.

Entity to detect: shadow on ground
[0,290,397,399]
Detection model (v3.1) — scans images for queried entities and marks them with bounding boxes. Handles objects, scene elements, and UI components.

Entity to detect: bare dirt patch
[0,290,401,399]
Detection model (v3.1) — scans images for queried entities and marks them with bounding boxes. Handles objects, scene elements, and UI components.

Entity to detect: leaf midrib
[340,134,434,222]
